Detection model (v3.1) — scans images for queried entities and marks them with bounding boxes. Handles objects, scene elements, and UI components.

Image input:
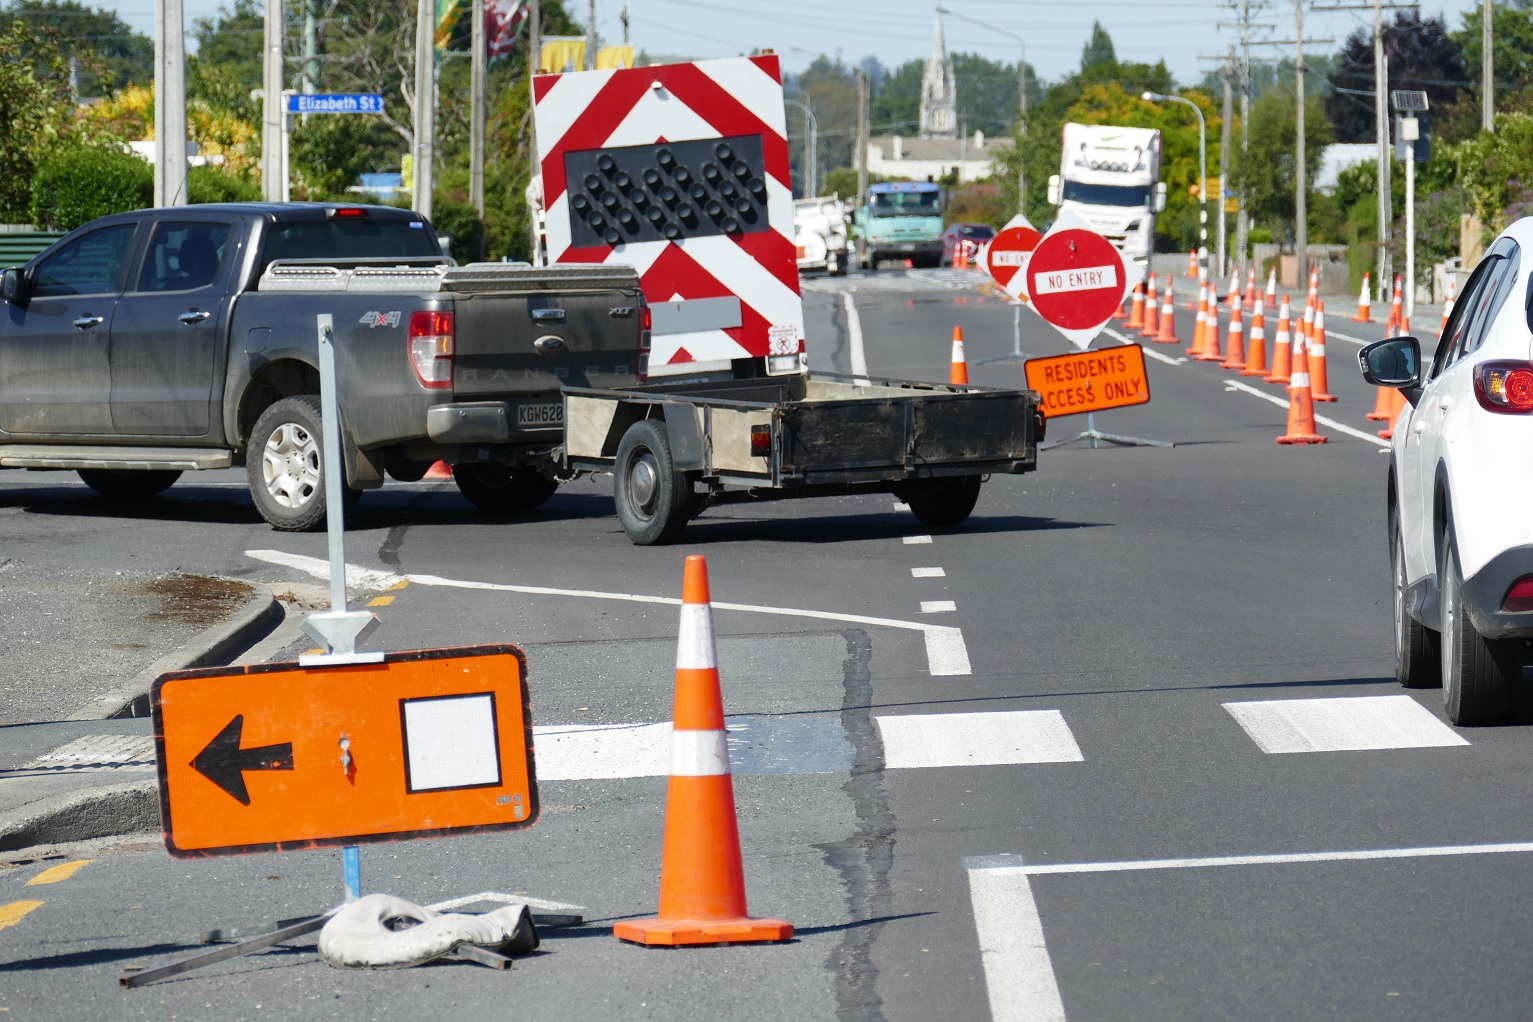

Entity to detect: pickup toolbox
[0,202,646,529]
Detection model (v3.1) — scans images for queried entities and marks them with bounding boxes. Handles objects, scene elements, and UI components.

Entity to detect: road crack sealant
[816,629,896,1022]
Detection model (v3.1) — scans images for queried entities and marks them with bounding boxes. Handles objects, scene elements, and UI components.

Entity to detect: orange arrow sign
[152,645,536,858]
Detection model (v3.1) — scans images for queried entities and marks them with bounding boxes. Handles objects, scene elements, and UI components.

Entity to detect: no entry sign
[984,223,1043,298]
[1025,227,1129,349]
[152,646,537,858]
[1024,345,1152,418]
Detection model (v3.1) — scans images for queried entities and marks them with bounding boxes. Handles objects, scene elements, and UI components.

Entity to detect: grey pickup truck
[0,202,646,529]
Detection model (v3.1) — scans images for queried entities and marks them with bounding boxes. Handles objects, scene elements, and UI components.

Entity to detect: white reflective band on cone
[1291,372,1311,388]
[676,604,718,669]
[670,729,730,776]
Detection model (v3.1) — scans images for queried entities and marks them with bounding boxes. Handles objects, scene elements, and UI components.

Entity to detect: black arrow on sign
[190,715,294,806]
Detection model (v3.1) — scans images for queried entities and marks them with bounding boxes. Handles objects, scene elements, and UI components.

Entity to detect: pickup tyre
[452,464,559,513]
[247,395,355,532]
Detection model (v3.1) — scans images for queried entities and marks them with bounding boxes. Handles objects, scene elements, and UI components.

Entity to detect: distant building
[863,131,1013,185]
[919,9,957,139]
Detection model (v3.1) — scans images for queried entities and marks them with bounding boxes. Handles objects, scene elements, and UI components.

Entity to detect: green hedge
[188,165,261,204]
[29,146,152,231]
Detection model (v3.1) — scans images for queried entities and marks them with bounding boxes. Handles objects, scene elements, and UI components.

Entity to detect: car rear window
[263,218,440,264]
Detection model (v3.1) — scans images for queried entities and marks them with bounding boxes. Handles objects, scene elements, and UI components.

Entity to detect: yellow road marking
[368,595,395,607]
[26,860,93,886]
[0,901,44,931]
[386,580,409,592]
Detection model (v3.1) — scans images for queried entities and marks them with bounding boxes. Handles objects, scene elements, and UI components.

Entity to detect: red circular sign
[1024,229,1126,331]
[983,225,1043,290]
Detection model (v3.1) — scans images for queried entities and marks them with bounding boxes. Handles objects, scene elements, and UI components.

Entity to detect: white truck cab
[1047,124,1166,268]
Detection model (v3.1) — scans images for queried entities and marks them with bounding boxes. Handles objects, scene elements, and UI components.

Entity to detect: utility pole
[1375,0,1390,300]
[528,0,543,260]
[587,0,597,70]
[1221,0,1270,269]
[262,0,283,202]
[302,0,318,97]
[413,0,435,222]
[1294,0,1307,289]
[471,0,486,232]
[1218,49,1233,277]
[154,0,187,206]
[1017,49,1028,217]
[856,69,869,209]
[1482,0,1493,130]
[621,0,630,44]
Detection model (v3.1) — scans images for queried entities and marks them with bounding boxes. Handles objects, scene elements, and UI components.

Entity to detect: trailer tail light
[408,310,454,389]
[750,425,771,457]
[1504,577,1533,613]
[637,303,652,382]
[1473,361,1533,413]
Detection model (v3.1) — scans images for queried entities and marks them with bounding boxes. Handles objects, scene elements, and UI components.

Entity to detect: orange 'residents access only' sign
[152,645,536,858]
[1024,344,1153,418]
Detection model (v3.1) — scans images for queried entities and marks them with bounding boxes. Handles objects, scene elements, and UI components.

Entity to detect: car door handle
[532,308,566,324]
[533,335,565,354]
[178,309,212,324]
[73,314,104,329]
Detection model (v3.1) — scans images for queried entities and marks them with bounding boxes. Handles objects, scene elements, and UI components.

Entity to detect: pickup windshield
[870,191,940,217]
[264,218,441,263]
[1062,181,1152,208]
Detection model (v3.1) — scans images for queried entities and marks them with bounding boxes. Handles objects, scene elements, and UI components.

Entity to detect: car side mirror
[1359,336,1423,403]
[1046,175,1061,206]
[1154,182,1167,213]
[0,267,28,304]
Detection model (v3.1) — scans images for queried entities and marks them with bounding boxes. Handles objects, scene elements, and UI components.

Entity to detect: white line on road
[1103,327,1183,365]
[903,534,933,545]
[965,840,1533,878]
[1222,379,1390,448]
[1224,694,1469,753]
[879,710,1084,769]
[842,291,870,382]
[965,865,1068,1022]
[920,600,957,613]
[912,566,946,577]
[245,550,972,676]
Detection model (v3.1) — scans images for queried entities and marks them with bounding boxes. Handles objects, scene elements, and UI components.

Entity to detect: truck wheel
[452,463,558,513]
[901,475,982,529]
[78,469,181,498]
[1392,507,1439,688]
[247,395,355,532]
[1440,525,1521,725]
[614,419,691,545]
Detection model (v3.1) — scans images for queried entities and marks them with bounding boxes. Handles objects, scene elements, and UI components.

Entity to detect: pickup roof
[0,202,646,529]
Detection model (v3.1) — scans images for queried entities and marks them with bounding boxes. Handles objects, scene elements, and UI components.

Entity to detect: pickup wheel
[899,475,982,529]
[247,395,355,532]
[614,419,691,545]
[1440,525,1521,725]
[452,464,558,513]
[78,469,181,498]
[1392,507,1439,688]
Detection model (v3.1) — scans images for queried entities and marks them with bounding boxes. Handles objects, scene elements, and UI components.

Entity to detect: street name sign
[1024,345,1152,418]
[286,93,385,115]
[152,645,537,858]
[1024,226,1130,350]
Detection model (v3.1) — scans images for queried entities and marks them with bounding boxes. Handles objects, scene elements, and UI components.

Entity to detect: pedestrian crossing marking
[877,710,1084,769]
[1224,694,1469,754]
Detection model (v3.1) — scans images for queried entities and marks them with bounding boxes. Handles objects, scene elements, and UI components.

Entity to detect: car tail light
[1473,361,1533,413]
[329,207,369,218]
[1504,577,1533,613]
[408,310,454,389]
[637,302,652,382]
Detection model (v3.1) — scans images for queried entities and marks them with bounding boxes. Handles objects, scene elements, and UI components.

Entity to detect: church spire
[920,8,958,139]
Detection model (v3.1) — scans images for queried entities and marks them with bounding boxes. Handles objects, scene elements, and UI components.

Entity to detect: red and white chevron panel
[533,55,805,377]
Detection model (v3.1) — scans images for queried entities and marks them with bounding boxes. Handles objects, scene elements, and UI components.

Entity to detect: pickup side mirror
[1046,175,1061,206]
[1154,182,1167,213]
[0,267,28,304]
[1359,336,1424,404]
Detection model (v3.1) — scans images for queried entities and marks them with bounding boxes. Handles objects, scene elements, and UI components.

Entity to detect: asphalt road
[3,268,1530,1021]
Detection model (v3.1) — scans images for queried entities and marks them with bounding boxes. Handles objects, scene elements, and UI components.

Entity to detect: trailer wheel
[614,419,691,545]
[78,469,182,498]
[901,475,982,529]
[452,463,558,513]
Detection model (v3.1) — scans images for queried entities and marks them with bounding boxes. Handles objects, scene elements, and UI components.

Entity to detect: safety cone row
[1277,333,1327,444]
[1352,272,1373,322]
[1127,281,1145,329]
[1265,295,1293,385]
[1241,304,1269,377]
[1142,273,1160,339]
[1196,290,1224,362]
[1156,276,1179,343]
[1221,304,1247,370]
[614,556,794,947]
[949,326,969,385]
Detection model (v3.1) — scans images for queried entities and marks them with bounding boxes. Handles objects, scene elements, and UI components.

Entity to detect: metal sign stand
[1041,411,1174,451]
[974,304,1036,366]
[121,316,581,989]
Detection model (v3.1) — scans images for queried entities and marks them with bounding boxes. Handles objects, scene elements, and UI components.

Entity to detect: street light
[1144,90,1207,281]
[784,97,818,197]
[936,5,1027,216]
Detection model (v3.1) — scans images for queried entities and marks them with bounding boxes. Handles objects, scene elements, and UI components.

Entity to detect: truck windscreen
[1062,181,1152,208]
[870,191,940,217]
[265,218,442,262]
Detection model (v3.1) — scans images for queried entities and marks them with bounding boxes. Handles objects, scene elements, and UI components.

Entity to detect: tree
[191,0,264,97]
[1453,111,1533,230]
[29,143,151,229]
[1235,88,1331,241]
[1325,12,1465,143]
[870,58,921,135]
[3,0,152,97]
[1452,0,1533,108]
[0,19,81,221]
[1080,22,1116,73]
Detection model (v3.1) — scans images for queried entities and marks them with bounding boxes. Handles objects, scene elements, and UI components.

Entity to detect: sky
[111,0,1487,87]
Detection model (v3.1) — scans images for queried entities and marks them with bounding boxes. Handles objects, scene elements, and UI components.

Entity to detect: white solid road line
[1224,694,1469,754]
[965,840,1533,878]
[1103,327,1182,365]
[965,864,1069,1022]
[244,550,973,677]
[879,710,1084,769]
[842,291,870,382]
[1222,379,1391,448]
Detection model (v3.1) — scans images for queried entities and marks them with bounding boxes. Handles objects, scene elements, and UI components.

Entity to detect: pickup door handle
[533,335,565,353]
[532,308,566,323]
[73,314,104,329]
[178,309,212,324]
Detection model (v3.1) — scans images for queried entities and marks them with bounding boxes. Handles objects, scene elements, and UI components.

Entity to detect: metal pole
[303,0,318,96]
[1017,45,1027,217]
[471,0,486,225]
[413,0,435,222]
[1219,51,1233,278]
[1404,118,1416,321]
[154,0,186,206]
[1236,4,1252,267]
[1375,0,1390,302]
[281,94,292,202]
[587,0,596,70]
[528,0,542,260]
[856,70,869,209]
[1482,0,1493,131]
[262,0,284,202]
[1295,0,1308,290]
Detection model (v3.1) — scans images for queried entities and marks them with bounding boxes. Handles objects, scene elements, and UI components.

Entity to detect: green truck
[853,181,944,270]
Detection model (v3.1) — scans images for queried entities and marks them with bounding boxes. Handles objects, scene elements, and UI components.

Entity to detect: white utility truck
[793,196,850,276]
[1047,123,1167,270]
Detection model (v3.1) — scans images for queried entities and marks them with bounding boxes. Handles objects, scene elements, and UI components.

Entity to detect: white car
[1360,223,1533,725]
[793,196,848,276]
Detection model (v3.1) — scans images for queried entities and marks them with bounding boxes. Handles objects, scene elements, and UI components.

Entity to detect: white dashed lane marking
[921,600,957,613]
[911,566,946,577]
[903,535,933,545]
[1224,694,1469,754]
[877,710,1085,769]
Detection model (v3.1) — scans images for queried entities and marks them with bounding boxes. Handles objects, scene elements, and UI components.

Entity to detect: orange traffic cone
[1438,279,1455,336]
[1264,267,1278,310]
[949,326,969,384]
[1300,298,1315,351]
[1142,273,1159,338]
[1197,296,1224,362]
[1309,301,1337,401]
[1277,334,1327,444]
[1377,388,1407,439]
[614,557,794,947]
[425,460,453,480]
[1222,304,1247,370]
[1156,276,1178,343]
[1386,276,1403,333]
[1307,265,1319,306]
[1127,281,1145,329]
[1187,249,1199,279]
[1188,280,1208,356]
[1366,383,1396,421]
[1244,267,1259,310]
[1265,295,1294,385]
[1226,269,1242,312]
[1241,304,1268,376]
[1352,272,1373,322]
